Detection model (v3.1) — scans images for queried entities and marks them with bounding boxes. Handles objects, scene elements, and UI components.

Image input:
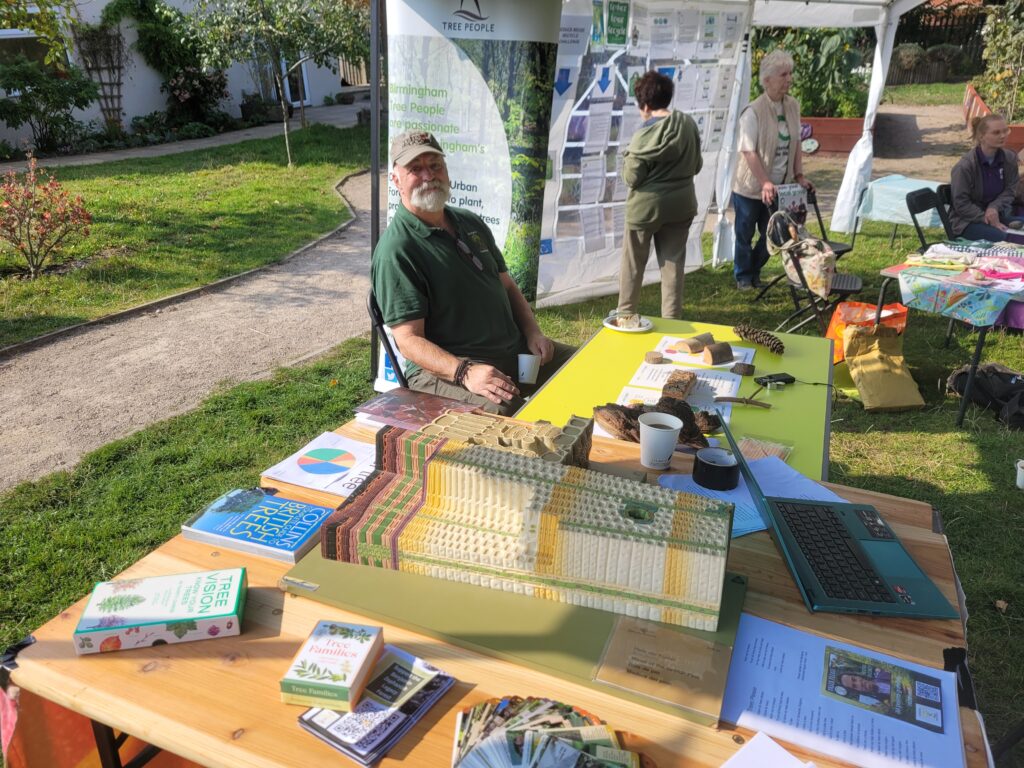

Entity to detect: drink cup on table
[518,353,541,385]
[638,412,683,470]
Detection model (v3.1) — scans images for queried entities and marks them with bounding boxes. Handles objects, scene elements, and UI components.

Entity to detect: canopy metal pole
[368,0,383,383]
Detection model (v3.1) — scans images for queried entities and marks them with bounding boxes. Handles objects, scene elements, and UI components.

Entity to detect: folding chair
[775,247,863,336]
[367,289,409,388]
[936,183,952,215]
[906,187,954,253]
[807,188,853,259]
[754,188,852,303]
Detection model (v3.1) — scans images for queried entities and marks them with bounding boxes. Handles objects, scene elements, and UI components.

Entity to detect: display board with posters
[536,0,751,308]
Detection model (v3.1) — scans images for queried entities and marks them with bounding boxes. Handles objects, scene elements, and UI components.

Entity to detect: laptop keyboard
[775,502,897,603]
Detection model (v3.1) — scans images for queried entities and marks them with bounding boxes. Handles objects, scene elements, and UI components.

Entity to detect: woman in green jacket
[617,70,703,319]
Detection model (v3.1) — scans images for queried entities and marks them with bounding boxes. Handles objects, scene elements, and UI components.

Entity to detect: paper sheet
[721,732,813,768]
[658,456,846,538]
[721,614,965,768]
[654,336,756,368]
[581,207,606,253]
[262,431,376,494]
[617,378,735,424]
[585,99,613,154]
[580,155,606,205]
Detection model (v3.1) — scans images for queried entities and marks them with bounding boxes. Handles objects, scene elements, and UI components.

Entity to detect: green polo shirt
[372,203,523,378]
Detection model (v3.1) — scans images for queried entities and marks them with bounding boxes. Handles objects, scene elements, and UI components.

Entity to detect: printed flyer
[721,614,965,768]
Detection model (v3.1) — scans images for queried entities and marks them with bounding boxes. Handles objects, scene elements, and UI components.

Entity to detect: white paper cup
[518,353,541,385]
[638,412,683,470]
[1017,459,1024,491]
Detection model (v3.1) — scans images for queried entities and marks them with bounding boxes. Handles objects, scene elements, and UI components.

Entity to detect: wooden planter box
[962,83,1024,151]
[801,116,863,154]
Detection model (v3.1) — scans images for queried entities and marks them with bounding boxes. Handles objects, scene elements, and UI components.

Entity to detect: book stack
[452,696,643,767]
[74,568,247,655]
[298,644,455,765]
[320,426,733,631]
[281,621,383,710]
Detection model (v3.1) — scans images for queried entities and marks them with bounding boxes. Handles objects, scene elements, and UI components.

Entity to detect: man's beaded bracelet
[453,358,473,388]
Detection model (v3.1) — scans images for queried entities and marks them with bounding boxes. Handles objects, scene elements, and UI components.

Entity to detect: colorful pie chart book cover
[262,432,376,494]
[181,488,338,563]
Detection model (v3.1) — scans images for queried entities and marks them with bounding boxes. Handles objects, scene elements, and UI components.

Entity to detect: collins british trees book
[281,621,383,711]
[181,488,336,563]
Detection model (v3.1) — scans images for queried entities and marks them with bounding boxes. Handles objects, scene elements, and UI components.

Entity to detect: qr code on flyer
[326,700,398,745]
[915,679,941,703]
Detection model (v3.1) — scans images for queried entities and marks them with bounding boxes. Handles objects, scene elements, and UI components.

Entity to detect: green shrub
[753,28,870,118]
[322,94,335,106]
[0,57,99,154]
[973,0,1024,122]
[0,139,17,161]
[176,122,216,140]
[925,43,964,69]
[893,43,926,71]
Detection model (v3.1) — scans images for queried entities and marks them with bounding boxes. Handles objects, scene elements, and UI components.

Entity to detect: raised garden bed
[801,116,863,154]
[962,84,1024,151]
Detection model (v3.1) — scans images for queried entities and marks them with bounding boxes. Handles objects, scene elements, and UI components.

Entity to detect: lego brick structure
[321,424,733,631]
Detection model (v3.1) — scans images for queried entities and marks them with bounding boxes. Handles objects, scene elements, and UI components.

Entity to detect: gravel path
[0,172,383,493]
[0,100,968,493]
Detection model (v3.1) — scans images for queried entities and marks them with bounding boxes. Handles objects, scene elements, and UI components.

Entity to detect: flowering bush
[161,66,229,125]
[0,157,92,278]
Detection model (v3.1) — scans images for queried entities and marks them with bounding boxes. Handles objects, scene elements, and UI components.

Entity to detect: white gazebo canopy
[712,0,928,267]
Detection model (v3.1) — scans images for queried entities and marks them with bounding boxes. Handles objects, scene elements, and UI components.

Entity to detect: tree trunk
[274,70,293,168]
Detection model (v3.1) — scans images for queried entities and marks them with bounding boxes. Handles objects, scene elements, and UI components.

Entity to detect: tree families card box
[73,567,247,655]
[280,621,383,711]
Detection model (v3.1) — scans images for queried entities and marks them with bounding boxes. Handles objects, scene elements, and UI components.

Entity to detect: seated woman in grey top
[950,113,1021,243]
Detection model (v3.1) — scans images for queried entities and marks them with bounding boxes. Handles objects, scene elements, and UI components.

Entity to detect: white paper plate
[801,138,819,153]
[603,315,653,333]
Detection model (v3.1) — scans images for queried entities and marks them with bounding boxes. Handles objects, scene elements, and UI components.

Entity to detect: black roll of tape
[693,447,740,491]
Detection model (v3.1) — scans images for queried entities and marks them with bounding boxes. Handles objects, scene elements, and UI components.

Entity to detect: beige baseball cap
[390,130,445,167]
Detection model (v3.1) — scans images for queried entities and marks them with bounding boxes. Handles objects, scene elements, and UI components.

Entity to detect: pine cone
[733,323,785,355]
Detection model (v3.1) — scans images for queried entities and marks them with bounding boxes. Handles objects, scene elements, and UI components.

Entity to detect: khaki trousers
[407,341,577,416]
[617,219,693,319]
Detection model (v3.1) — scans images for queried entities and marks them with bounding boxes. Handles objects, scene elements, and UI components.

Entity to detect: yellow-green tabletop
[517,318,834,479]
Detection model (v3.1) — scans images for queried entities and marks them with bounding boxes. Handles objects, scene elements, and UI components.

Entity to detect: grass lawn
[1,221,1022,759]
[0,123,369,348]
[884,81,969,107]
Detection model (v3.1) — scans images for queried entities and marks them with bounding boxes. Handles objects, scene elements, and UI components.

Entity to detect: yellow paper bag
[843,325,924,412]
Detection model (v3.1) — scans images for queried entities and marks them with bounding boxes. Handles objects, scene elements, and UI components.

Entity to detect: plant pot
[801,116,864,154]
[338,93,356,105]
[963,84,1024,151]
[266,104,295,121]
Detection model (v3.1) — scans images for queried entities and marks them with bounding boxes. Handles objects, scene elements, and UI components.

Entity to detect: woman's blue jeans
[732,192,772,284]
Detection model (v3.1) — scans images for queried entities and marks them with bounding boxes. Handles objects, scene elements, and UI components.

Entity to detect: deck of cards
[451,696,643,767]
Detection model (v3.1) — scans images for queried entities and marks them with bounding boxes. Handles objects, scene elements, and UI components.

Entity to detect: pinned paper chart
[536,0,752,308]
[655,336,755,368]
[263,431,376,492]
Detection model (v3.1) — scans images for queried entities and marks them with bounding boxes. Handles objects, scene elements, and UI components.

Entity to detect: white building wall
[2,0,341,149]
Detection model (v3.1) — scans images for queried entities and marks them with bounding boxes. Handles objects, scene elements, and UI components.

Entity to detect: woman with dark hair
[730,49,814,290]
[616,70,703,319]
[950,113,1021,242]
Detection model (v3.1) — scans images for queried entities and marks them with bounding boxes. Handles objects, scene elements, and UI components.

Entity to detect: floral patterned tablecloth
[898,267,1024,328]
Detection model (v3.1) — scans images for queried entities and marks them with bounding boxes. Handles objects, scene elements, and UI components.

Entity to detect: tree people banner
[536,0,751,308]
[385,0,561,296]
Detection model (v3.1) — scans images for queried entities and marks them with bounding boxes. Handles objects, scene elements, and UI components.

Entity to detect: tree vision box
[73,568,247,655]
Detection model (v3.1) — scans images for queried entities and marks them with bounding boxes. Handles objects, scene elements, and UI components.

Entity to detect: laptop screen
[714,410,772,519]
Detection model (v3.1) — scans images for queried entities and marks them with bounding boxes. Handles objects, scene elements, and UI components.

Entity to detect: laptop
[717,415,958,620]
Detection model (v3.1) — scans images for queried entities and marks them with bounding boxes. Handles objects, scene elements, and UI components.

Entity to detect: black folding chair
[807,188,853,259]
[367,290,409,388]
[906,187,954,253]
[936,183,952,215]
[775,246,863,336]
[754,188,852,303]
